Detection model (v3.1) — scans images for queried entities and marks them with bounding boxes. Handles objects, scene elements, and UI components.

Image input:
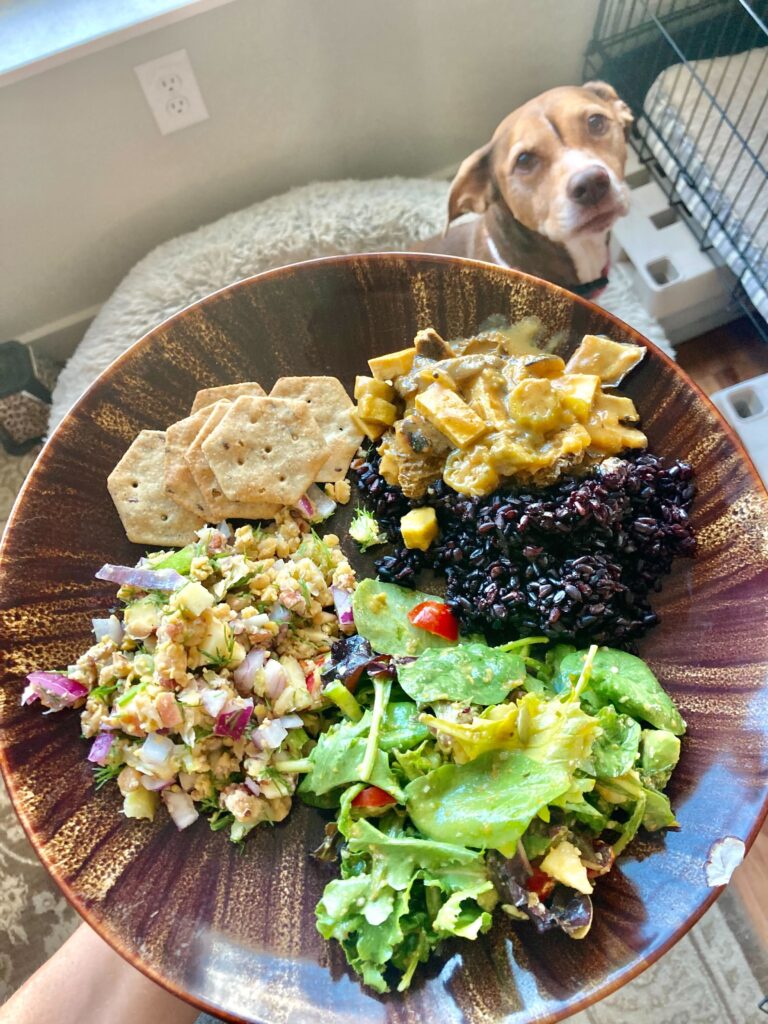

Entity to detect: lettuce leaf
[297,712,404,802]
[591,705,641,779]
[316,819,495,993]
[420,703,519,764]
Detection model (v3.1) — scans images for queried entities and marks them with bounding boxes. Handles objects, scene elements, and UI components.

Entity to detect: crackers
[270,376,363,481]
[202,396,330,506]
[108,431,206,547]
[107,376,363,547]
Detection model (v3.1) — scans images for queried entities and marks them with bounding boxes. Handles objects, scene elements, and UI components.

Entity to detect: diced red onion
[92,616,124,644]
[215,521,233,540]
[22,672,88,711]
[263,659,287,701]
[244,777,261,796]
[277,713,303,730]
[21,682,39,706]
[162,789,199,830]
[295,493,314,518]
[200,689,229,719]
[95,564,186,591]
[331,587,355,626]
[233,648,267,693]
[139,733,175,767]
[306,484,336,521]
[214,699,254,740]
[177,772,195,792]
[87,731,114,765]
[268,602,291,624]
[140,775,172,791]
[254,717,288,751]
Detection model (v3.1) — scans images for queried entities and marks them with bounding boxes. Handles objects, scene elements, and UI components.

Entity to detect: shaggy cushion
[49,177,674,430]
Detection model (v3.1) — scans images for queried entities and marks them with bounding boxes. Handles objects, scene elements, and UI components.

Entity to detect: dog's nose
[568,166,611,206]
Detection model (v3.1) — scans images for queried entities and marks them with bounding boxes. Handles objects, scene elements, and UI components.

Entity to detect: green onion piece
[272,758,313,774]
[116,681,146,708]
[324,681,364,721]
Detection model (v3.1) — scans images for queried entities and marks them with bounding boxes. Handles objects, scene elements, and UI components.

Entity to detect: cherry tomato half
[351,786,397,809]
[407,601,459,641]
[526,867,555,900]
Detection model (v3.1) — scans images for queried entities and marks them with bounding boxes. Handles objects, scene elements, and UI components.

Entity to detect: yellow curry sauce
[352,319,647,498]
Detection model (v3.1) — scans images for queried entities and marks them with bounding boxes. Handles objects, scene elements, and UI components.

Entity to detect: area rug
[2,177,763,1020]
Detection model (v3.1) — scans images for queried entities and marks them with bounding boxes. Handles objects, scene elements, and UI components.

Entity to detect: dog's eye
[587,113,608,135]
[515,151,538,173]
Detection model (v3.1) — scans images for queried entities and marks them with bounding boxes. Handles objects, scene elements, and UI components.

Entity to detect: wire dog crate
[585,0,768,342]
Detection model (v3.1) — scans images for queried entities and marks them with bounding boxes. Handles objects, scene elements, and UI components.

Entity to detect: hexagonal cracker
[107,430,205,547]
[201,396,329,505]
[183,401,281,521]
[270,375,363,481]
[190,381,266,415]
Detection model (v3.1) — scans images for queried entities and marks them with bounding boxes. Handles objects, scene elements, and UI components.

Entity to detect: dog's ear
[446,141,495,228]
[583,80,634,135]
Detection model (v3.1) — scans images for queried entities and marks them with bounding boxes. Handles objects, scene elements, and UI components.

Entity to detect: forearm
[0,922,199,1024]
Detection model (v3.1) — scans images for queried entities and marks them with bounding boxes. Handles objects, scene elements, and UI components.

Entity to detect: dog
[415,82,634,297]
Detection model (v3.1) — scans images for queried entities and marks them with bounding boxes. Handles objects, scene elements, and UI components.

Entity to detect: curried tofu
[415,383,488,449]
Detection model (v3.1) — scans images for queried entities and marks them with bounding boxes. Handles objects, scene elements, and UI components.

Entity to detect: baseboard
[15,305,101,364]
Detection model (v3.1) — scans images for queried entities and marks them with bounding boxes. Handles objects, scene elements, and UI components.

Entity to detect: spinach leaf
[405,749,571,855]
[352,579,458,657]
[557,648,686,735]
[397,643,525,706]
[379,702,431,752]
[591,705,641,779]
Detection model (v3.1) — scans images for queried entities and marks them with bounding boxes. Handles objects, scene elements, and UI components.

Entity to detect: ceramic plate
[1,254,767,1024]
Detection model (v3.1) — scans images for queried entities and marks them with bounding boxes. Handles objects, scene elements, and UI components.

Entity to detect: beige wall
[0,0,599,345]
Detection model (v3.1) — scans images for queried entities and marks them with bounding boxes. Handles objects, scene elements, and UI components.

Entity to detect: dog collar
[570,263,610,300]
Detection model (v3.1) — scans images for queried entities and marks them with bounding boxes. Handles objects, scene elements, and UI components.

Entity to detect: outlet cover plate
[134,49,209,135]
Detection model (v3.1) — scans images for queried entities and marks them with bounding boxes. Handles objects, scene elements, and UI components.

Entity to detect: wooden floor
[675,317,768,947]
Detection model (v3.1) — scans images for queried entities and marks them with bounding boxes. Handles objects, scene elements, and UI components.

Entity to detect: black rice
[350,450,696,649]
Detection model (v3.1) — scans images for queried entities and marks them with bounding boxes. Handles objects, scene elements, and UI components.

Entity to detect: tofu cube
[400,507,438,551]
[415,383,488,449]
[354,375,395,401]
[368,347,416,381]
[357,394,398,426]
[554,373,601,420]
[350,412,386,441]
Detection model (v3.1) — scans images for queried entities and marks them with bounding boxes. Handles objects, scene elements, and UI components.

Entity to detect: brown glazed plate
[1,253,768,1023]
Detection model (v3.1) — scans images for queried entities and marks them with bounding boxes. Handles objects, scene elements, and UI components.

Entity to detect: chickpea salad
[23,514,358,841]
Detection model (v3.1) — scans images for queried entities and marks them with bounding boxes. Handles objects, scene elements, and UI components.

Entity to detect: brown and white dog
[416,82,634,297]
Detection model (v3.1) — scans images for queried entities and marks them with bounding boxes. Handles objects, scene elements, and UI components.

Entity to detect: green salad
[297,579,685,993]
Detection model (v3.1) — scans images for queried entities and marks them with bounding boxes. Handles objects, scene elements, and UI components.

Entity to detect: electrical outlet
[134,49,209,136]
